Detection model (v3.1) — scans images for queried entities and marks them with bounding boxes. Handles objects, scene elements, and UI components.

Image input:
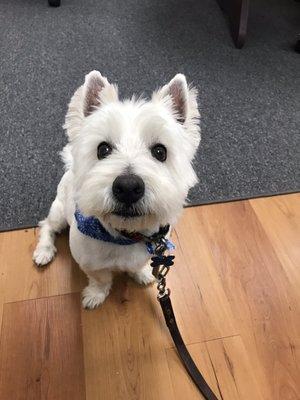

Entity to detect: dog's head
[65,71,200,232]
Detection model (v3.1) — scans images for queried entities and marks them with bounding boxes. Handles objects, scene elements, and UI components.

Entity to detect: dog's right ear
[64,71,118,141]
[83,70,118,117]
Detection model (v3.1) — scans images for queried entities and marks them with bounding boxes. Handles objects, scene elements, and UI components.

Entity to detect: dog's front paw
[82,285,109,309]
[130,264,156,286]
[33,244,56,267]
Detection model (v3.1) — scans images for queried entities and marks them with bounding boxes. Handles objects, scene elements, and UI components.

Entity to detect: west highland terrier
[33,71,200,309]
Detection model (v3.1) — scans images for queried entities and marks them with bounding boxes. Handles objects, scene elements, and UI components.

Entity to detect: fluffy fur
[33,71,201,309]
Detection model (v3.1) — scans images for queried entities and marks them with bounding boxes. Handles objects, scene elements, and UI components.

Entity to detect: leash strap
[114,223,218,399]
[158,293,219,400]
[149,237,219,400]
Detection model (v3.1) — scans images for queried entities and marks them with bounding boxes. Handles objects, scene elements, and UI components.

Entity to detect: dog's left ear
[83,70,118,117]
[153,74,200,153]
[155,74,199,129]
[157,74,190,124]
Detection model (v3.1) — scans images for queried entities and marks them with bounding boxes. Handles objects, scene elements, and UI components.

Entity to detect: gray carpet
[0,0,299,231]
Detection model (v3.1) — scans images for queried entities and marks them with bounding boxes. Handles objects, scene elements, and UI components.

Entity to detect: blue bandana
[74,209,175,254]
[74,209,140,246]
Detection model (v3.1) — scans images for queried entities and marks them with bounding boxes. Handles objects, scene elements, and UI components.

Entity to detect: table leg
[217,0,250,48]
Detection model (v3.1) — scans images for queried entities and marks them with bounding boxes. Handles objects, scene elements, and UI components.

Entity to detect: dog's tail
[63,85,85,141]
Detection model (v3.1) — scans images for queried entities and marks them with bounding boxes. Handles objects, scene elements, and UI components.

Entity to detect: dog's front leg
[33,171,69,267]
[81,268,113,309]
[33,197,67,267]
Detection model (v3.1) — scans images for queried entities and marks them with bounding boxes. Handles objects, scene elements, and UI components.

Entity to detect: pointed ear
[152,74,200,154]
[83,70,111,117]
[159,74,189,123]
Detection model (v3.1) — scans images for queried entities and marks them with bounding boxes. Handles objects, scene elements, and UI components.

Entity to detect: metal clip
[158,265,170,279]
[156,276,171,299]
[149,234,174,300]
[154,238,168,255]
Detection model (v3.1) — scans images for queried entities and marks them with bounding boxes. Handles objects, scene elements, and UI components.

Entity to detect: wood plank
[82,274,175,400]
[167,335,265,400]
[250,194,300,290]
[205,335,264,400]
[166,341,221,400]
[250,194,300,379]
[166,215,238,343]
[0,229,86,305]
[0,293,85,400]
[188,199,300,399]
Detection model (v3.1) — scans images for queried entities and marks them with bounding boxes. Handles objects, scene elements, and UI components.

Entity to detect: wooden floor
[0,193,299,400]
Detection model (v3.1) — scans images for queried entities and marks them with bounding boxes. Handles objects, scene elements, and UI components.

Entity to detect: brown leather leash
[120,225,219,399]
[157,293,219,400]
[150,236,219,400]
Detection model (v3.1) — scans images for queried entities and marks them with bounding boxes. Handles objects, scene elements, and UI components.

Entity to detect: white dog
[33,71,200,309]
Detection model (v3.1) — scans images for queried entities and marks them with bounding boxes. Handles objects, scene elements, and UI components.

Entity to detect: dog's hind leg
[33,196,67,267]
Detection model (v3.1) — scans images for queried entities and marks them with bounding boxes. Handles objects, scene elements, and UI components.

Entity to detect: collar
[75,209,139,245]
[74,209,172,253]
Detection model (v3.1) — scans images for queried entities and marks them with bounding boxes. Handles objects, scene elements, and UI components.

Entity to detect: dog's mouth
[112,207,145,219]
[105,205,158,231]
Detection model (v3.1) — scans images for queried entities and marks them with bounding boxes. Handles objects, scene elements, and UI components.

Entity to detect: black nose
[112,174,145,205]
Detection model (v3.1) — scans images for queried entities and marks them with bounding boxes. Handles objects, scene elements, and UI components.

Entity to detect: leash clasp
[156,270,171,299]
[149,236,174,299]
[155,264,171,298]
[142,224,174,299]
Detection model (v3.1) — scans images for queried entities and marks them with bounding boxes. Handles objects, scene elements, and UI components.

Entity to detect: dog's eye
[97,142,112,159]
[151,144,167,162]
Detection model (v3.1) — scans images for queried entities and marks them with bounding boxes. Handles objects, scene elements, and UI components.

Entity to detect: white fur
[33,71,200,309]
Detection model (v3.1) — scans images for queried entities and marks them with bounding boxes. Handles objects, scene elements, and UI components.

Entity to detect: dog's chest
[69,221,150,272]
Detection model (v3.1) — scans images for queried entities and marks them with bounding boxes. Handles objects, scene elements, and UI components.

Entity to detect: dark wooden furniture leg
[217,0,250,48]
[48,0,61,6]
